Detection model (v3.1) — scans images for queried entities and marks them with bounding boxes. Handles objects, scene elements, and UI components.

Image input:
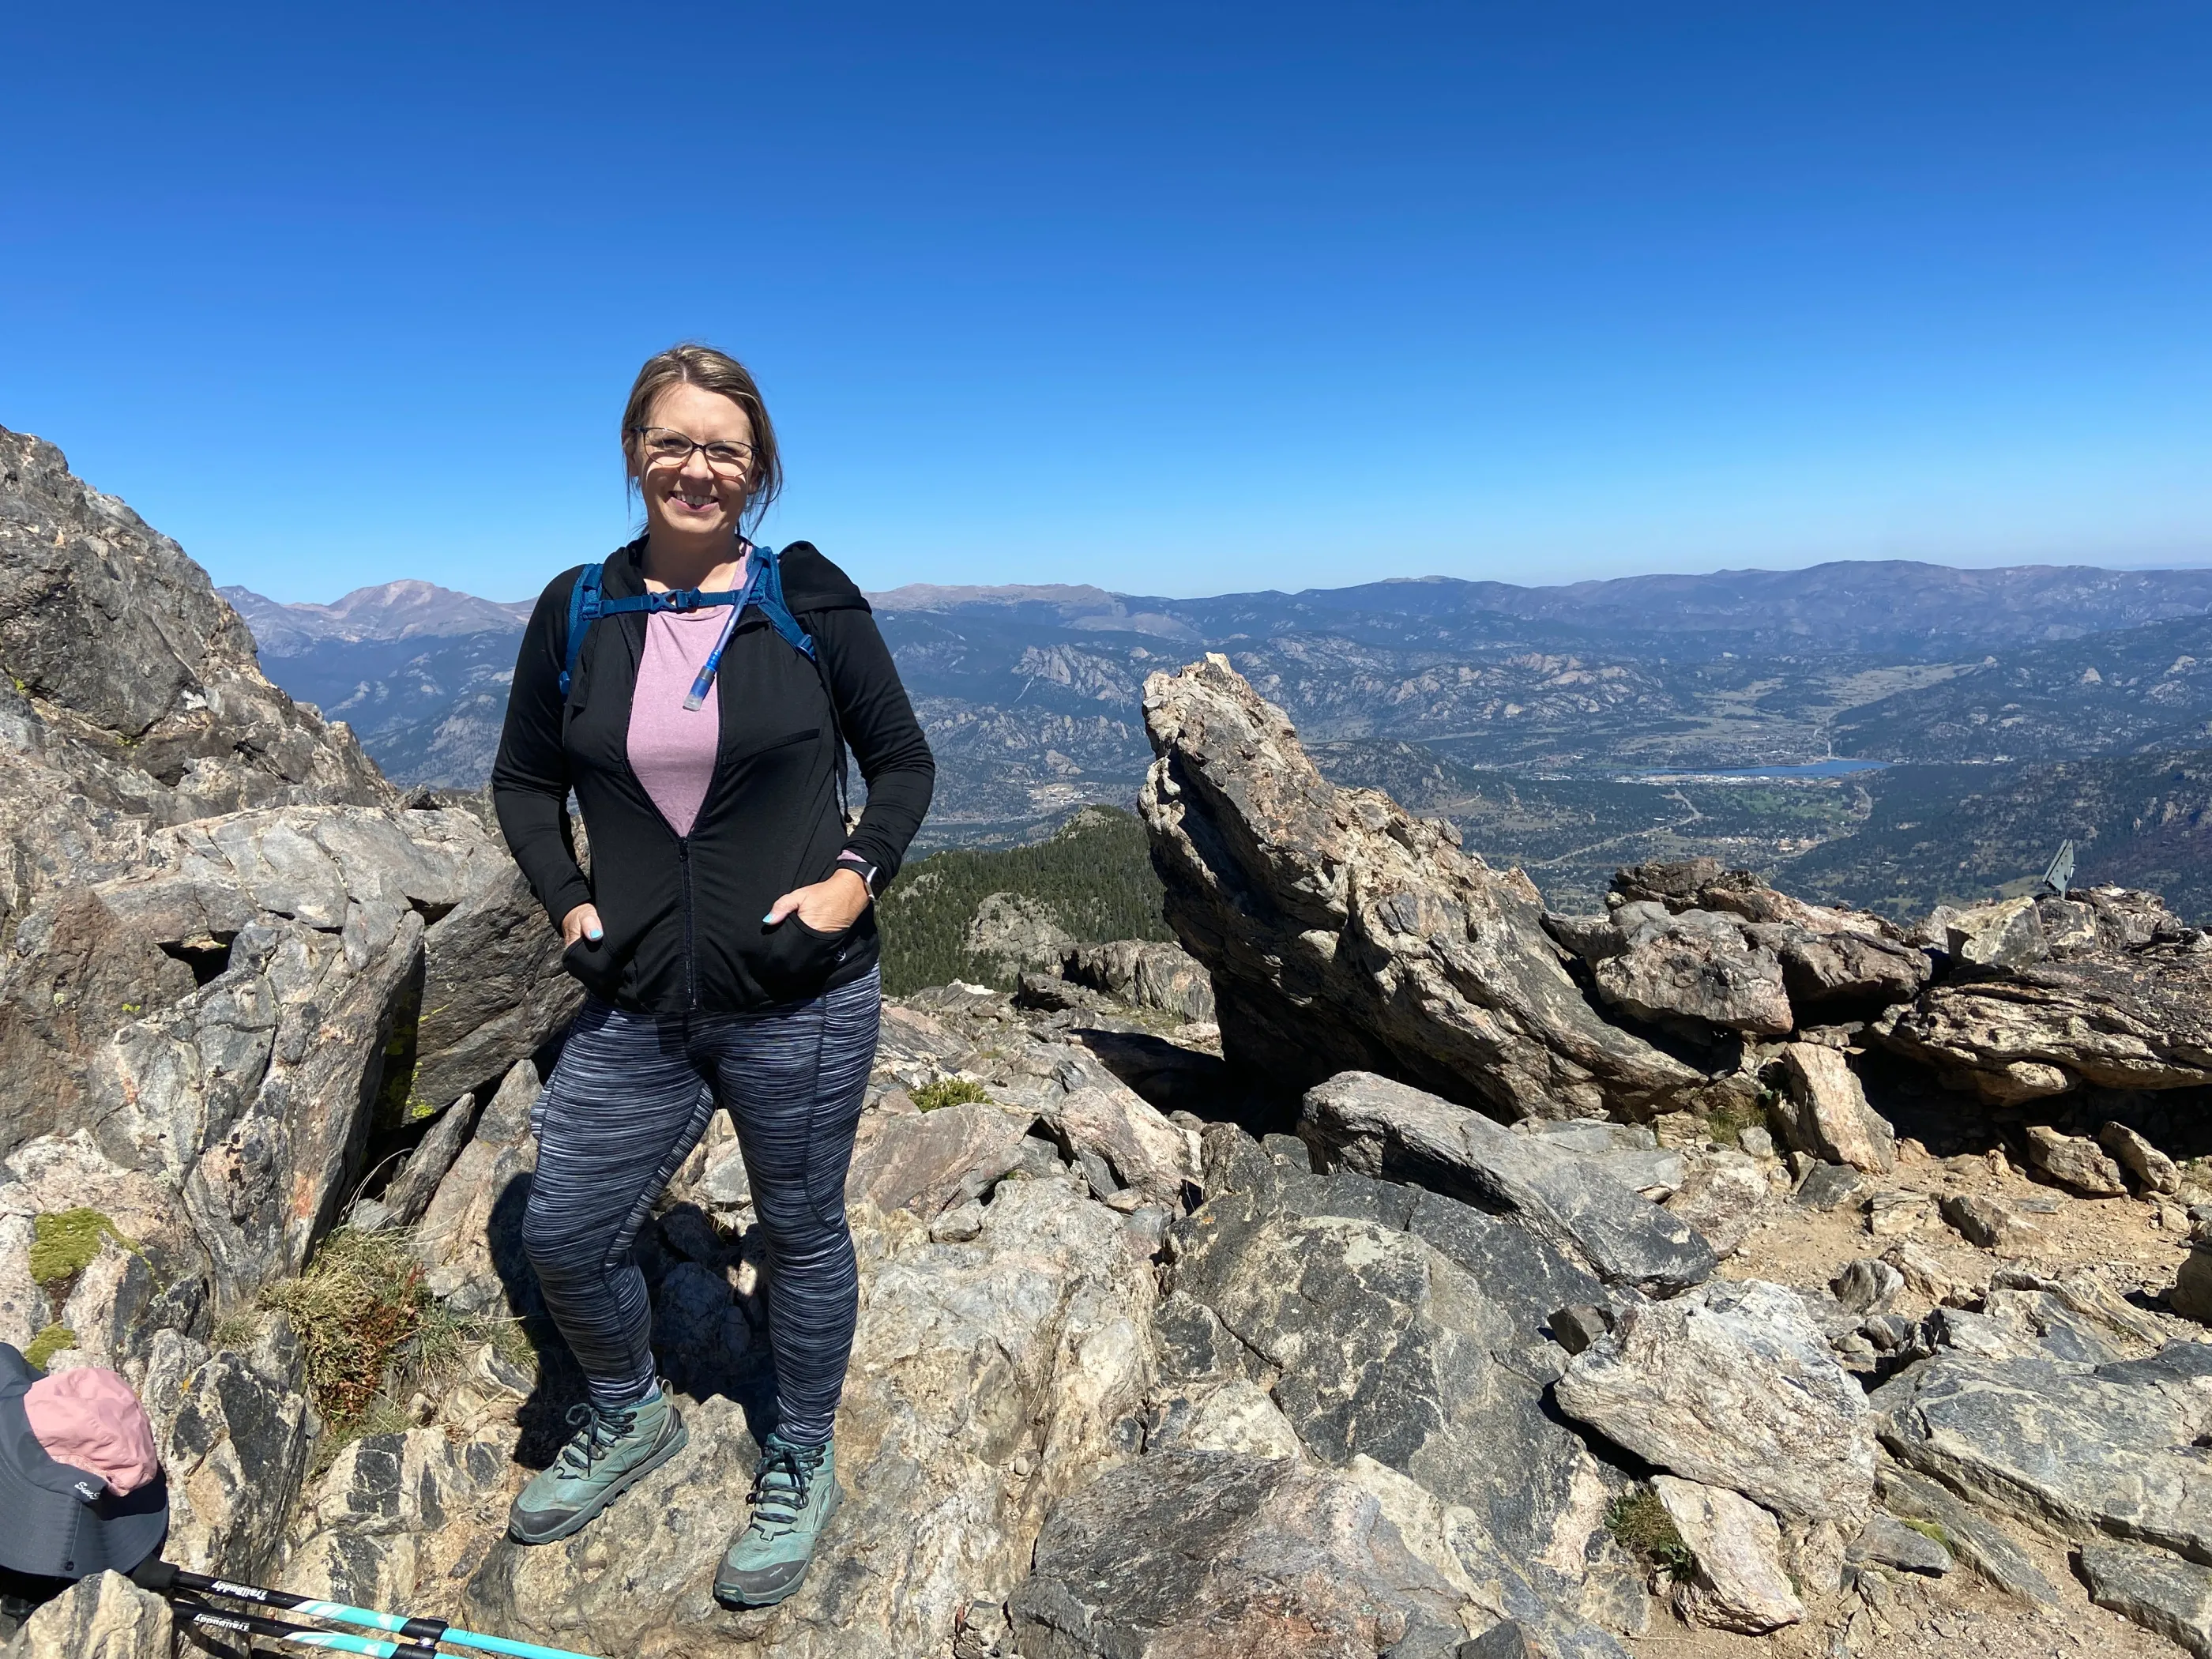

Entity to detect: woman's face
[633,382,754,543]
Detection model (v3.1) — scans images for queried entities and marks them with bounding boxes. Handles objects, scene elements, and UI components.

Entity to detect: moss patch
[1605,1487,1698,1582]
[28,1209,136,1285]
[21,1325,75,1370]
[913,1077,993,1113]
[1898,1516,1954,1553]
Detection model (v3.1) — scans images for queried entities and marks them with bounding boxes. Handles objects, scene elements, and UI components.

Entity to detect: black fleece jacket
[491,538,934,1014]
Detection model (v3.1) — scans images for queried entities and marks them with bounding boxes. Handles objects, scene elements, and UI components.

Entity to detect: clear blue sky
[4,3,2207,602]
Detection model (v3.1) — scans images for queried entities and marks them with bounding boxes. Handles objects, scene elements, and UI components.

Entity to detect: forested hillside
[875,806,1172,995]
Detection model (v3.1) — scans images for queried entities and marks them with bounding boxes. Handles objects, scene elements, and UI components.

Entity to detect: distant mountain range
[229,559,2212,920]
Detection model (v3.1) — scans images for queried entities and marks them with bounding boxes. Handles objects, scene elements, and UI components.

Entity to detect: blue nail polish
[762,912,777,924]
[586,927,603,941]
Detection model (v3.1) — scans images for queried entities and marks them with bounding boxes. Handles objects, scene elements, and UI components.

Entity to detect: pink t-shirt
[626,595,736,839]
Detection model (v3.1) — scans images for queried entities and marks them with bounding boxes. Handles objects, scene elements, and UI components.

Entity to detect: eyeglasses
[630,427,754,477]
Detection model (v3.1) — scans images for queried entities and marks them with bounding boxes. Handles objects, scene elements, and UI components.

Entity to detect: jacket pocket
[562,935,625,1001]
[752,914,851,1003]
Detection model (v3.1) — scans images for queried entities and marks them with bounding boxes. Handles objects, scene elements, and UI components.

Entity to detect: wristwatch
[836,851,883,897]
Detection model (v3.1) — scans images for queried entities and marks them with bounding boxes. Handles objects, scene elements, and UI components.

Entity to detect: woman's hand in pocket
[764,869,871,934]
[561,903,605,949]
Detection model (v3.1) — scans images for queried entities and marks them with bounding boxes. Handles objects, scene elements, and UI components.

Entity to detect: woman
[491,344,934,1608]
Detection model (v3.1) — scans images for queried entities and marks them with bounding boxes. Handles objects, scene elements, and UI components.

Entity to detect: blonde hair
[620,343,784,529]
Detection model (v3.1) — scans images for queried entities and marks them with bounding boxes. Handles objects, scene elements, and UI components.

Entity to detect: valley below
[231,559,2212,924]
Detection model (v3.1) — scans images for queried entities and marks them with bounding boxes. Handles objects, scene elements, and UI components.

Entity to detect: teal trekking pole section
[134,1559,609,1659]
[171,1595,440,1658]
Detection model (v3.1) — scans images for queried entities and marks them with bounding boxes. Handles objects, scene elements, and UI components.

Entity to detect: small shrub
[260,1228,528,1456]
[1604,1487,1698,1582]
[21,1325,75,1369]
[28,1209,136,1285]
[914,1078,992,1113]
[261,1229,429,1431]
[1702,1096,1770,1148]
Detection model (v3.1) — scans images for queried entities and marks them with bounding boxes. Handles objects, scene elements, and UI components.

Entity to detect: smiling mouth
[673,490,718,511]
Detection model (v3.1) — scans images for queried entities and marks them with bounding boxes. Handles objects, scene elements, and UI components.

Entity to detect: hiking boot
[508,1389,688,1545]
[714,1431,842,1608]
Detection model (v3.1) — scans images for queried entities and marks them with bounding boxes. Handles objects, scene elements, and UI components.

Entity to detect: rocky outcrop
[1875,889,2212,1103]
[0,427,390,936]
[1152,1118,1640,1655]
[965,891,1076,981]
[1590,902,1793,1035]
[1605,857,1930,1014]
[415,1058,540,1312]
[1061,939,1216,1022]
[2,803,573,1164]
[1872,1340,2212,1563]
[465,1176,1157,1658]
[2078,1540,2212,1658]
[1138,656,1748,1121]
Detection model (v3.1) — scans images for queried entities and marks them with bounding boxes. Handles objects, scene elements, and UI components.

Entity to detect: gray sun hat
[0,1345,167,1582]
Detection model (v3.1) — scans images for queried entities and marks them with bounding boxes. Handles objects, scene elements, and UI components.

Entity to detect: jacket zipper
[678,837,698,1011]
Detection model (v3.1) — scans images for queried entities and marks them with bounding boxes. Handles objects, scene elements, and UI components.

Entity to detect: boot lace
[555,1400,639,1480]
[746,1439,823,1535]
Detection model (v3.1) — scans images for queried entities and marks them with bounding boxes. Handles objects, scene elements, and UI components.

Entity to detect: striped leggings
[523,969,880,1445]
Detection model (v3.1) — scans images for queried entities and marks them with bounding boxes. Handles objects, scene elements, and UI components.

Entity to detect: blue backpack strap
[751,545,818,660]
[559,563,605,697]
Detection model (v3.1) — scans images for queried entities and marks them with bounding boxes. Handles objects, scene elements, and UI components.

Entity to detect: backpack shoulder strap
[558,563,605,697]
[751,545,818,660]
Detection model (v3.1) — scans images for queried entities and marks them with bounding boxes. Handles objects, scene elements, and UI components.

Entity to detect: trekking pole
[171,1594,440,1658]
[135,1560,608,1659]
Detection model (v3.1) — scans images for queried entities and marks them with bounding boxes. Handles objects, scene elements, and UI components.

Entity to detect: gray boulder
[1555,1279,1877,1525]
[1138,655,1752,1121]
[0,1570,171,1659]
[1592,903,1793,1036]
[1302,1071,1715,1294]
[1008,1453,1473,1659]
[1771,1044,1895,1175]
[2078,1540,2212,1658]
[845,1097,1034,1217]
[90,909,424,1310]
[1662,1152,1769,1258]
[1872,1341,2212,1564]
[1943,897,2047,970]
[412,848,581,1109]
[416,1059,540,1314]
[1610,860,1928,1013]
[141,1324,315,1582]
[2021,1124,2127,1198]
[1873,1465,2057,1604]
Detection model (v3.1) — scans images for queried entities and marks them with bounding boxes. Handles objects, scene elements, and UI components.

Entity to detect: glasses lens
[641,429,693,464]
[702,443,752,476]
